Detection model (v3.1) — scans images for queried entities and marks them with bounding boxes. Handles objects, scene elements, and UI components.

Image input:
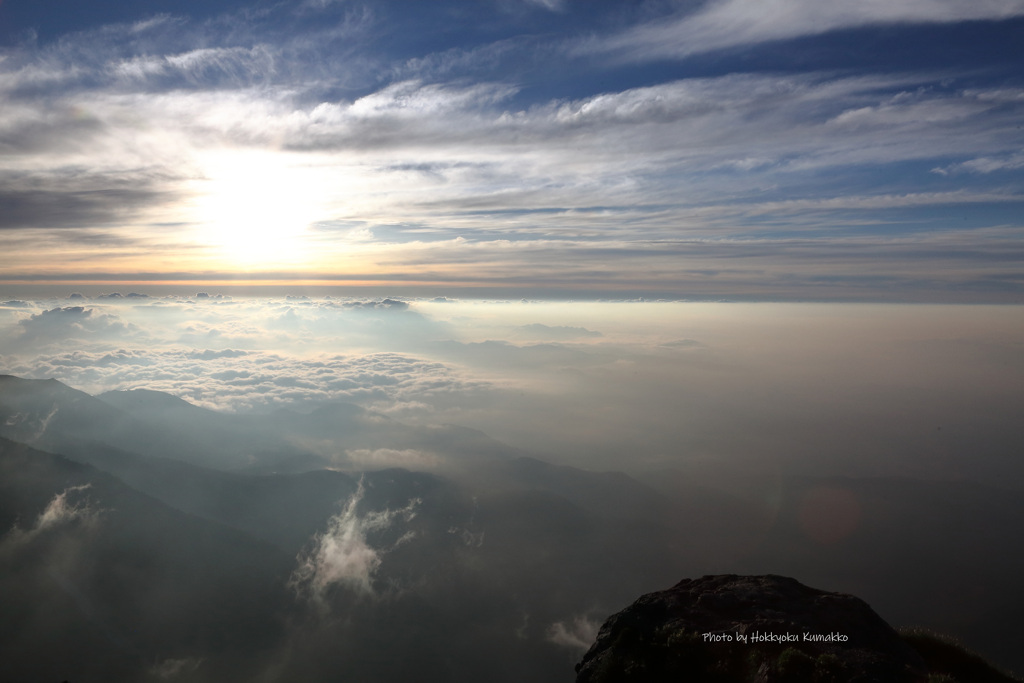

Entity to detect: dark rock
[575,574,928,683]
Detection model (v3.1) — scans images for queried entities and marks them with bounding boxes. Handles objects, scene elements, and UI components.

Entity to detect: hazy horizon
[2,296,1021,484]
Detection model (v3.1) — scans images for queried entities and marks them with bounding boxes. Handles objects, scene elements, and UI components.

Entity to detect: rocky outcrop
[575,574,1018,683]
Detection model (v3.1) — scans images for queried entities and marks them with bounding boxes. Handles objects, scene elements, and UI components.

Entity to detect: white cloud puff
[34,484,100,531]
[290,482,420,602]
[546,614,601,651]
[3,485,101,548]
[14,306,141,348]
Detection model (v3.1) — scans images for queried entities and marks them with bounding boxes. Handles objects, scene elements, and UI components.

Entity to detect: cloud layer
[0,0,1021,299]
[3,297,1022,485]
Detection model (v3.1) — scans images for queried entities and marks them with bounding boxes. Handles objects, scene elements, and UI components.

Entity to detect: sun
[193,149,328,268]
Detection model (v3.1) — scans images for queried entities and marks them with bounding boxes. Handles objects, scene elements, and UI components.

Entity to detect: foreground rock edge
[575,574,1021,683]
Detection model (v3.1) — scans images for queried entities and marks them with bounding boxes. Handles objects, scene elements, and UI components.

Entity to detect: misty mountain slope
[457,456,770,570]
[273,484,687,683]
[98,387,328,471]
[0,436,295,683]
[0,375,153,452]
[5,376,734,560]
[0,431,718,682]
[102,385,527,468]
[18,380,724,525]
[112,434,710,616]
[4,376,524,474]
[253,464,714,682]
[260,401,528,470]
[0,375,853,682]
[41,436,365,555]
[736,475,1024,677]
[457,456,664,521]
[99,386,232,418]
[0,375,312,471]
[0,428,443,560]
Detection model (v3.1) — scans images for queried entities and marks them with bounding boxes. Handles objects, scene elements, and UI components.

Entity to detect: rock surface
[575,574,929,683]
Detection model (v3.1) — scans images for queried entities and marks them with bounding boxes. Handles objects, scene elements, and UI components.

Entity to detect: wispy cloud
[290,481,419,602]
[585,0,1024,62]
[34,484,100,531]
[933,149,1024,175]
[547,614,601,651]
[0,2,1021,299]
[2,485,101,547]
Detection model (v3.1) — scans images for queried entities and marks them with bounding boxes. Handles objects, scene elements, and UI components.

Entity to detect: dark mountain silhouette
[0,435,688,682]
[0,379,721,682]
[0,437,293,683]
[576,575,1021,683]
[0,375,308,471]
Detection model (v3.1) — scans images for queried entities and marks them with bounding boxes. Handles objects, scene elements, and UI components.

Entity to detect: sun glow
[193,150,330,268]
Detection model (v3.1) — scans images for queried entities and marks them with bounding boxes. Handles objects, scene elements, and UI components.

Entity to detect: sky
[1,0,1023,300]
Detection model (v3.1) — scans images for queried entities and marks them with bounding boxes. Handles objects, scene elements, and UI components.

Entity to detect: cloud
[0,0,1020,302]
[447,525,485,548]
[35,484,99,531]
[341,298,410,311]
[660,338,703,349]
[0,297,497,413]
[587,0,1024,62]
[149,657,203,680]
[0,185,175,230]
[14,306,141,348]
[546,614,601,651]
[3,485,101,548]
[279,80,520,152]
[933,150,1024,175]
[6,347,487,413]
[4,402,61,442]
[512,323,602,340]
[2,22,1022,300]
[344,448,442,470]
[290,481,420,602]
[112,45,279,89]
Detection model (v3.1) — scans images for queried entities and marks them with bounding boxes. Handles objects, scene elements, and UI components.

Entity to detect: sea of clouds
[2,295,1022,482]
